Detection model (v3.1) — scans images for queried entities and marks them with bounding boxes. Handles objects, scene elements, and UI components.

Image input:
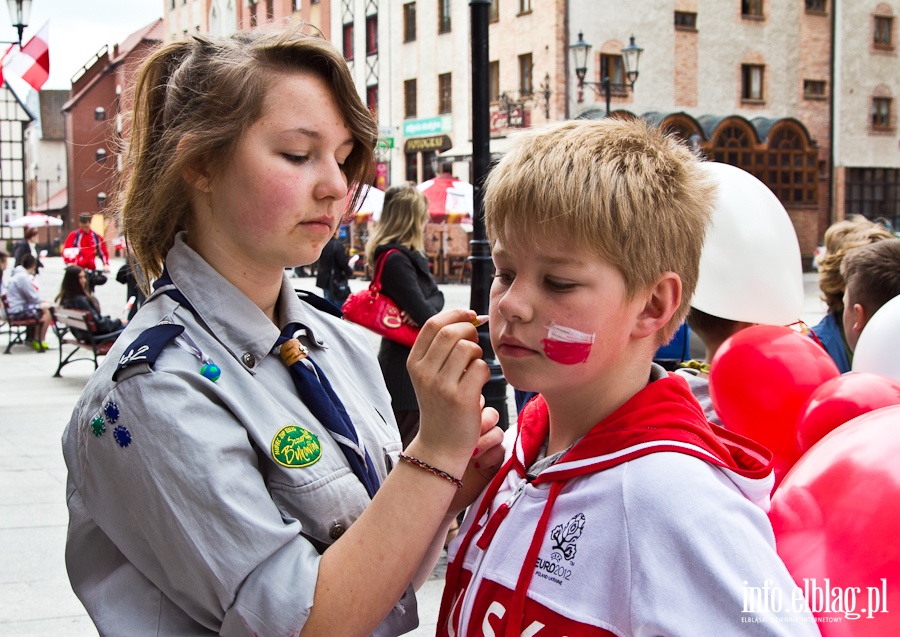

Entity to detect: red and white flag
[1,22,50,91]
[0,44,15,85]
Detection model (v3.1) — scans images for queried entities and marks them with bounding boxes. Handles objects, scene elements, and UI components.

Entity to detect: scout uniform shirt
[62,234,413,636]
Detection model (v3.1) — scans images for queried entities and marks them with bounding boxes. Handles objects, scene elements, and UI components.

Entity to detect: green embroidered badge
[272,425,322,468]
[90,415,106,437]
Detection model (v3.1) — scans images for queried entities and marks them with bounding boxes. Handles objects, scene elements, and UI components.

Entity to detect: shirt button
[242,352,255,368]
[329,522,346,540]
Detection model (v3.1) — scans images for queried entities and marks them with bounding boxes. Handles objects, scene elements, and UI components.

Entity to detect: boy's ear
[632,272,681,339]
[850,302,869,336]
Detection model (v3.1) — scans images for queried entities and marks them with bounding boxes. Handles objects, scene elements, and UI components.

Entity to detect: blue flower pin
[104,401,120,425]
[113,425,132,448]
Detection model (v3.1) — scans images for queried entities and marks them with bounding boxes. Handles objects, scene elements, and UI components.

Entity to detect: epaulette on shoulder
[296,289,343,319]
[113,323,185,381]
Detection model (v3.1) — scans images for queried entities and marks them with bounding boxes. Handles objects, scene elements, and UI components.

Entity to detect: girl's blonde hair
[817,215,894,314]
[365,184,429,265]
[116,22,377,281]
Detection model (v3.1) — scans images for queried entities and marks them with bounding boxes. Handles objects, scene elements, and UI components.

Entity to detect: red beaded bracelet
[398,453,463,489]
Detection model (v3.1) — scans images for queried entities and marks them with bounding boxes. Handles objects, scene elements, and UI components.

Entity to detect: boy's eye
[545,278,577,292]
[491,270,514,285]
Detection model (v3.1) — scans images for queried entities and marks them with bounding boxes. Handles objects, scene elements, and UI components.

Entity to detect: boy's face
[489,238,647,399]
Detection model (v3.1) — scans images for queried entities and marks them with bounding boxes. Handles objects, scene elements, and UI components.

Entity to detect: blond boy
[437,119,819,636]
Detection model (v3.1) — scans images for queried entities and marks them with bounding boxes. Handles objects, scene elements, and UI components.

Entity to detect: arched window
[710,118,764,178]
[767,123,818,206]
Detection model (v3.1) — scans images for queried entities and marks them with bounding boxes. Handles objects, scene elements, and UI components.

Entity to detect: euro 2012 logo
[550,513,586,564]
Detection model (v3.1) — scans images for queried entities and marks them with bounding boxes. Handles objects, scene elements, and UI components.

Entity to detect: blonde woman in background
[366,184,444,449]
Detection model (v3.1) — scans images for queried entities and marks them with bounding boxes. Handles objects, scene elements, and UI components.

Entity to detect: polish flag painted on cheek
[541,323,594,365]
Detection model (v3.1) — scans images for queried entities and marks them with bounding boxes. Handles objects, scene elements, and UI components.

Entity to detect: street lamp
[469,0,509,428]
[5,0,31,47]
[569,32,643,117]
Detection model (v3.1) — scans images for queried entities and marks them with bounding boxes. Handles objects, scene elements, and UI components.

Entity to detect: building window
[601,53,625,88]
[249,0,258,27]
[405,79,417,119]
[803,80,827,99]
[873,97,892,129]
[874,16,893,48]
[95,148,107,163]
[266,0,274,20]
[518,53,533,96]
[94,107,106,121]
[366,15,378,54]
[519,0,532,14]
[343,23,354,60]
[489,0,499,22]
[488,61,500,102]
[367,85,378,116]
[674,11,697,30]
[805,0,826,12]
[438,0,451,34]
[742,0,763,18]
[438,73,452,113]
[846,168,900,229]
[403,3,416,42]
[767,126,818,205]
[741,64,765,101]
[170,0,175,9]
[293,0,300,10]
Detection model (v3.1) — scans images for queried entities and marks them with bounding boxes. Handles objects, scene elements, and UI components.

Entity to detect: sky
[4,0,163,92]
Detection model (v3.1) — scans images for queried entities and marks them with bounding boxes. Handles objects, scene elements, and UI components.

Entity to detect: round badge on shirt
[272,425,322,468]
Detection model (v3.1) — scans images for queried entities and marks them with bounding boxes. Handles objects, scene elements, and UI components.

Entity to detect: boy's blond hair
[484,118,715,342]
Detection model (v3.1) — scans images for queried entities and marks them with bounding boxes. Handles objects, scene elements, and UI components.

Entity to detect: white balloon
[692,162,805,325]
[852,294,900,381]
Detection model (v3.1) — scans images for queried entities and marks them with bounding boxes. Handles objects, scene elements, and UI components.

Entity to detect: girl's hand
[406,309,489,468]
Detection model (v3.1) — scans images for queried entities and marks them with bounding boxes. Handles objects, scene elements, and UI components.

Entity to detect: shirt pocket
[269,468,368,546]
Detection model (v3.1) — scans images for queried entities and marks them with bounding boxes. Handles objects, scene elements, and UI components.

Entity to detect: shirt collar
[163,233,322,367]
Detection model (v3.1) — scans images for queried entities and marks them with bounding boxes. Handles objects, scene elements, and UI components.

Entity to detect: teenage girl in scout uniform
[62,24,503,636]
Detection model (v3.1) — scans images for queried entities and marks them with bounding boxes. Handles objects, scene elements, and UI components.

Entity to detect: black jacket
[315,238,354,291]
[373,244,444,412]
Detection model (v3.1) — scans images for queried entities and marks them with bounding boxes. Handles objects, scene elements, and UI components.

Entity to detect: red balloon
[770,405,900,635]
[709,325,839,483]
[796,372,900,454]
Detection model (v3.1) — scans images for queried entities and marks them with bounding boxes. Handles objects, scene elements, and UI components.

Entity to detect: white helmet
[691,162,804,325]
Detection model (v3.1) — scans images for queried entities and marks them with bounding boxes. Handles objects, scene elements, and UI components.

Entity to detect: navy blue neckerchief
[152,269,381,499]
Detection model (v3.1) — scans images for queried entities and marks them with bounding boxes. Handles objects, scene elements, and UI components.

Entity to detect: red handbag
[341,249,420,348]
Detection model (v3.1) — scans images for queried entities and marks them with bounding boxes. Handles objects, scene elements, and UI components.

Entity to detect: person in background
[115,244,147,321]
[840,238,900,354]
[365,183,444,449]
[63,213,111,287]
[675,162,806,426]
[315,228,354,308]
[0,249,8,293]
[13,228,43,274]
[812,215,893,372]
[5,253,52,351]
[56,266,125,340]
[438,119,816,635]
[61,24,502,637]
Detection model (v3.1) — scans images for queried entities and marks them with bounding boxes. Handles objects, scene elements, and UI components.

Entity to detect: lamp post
[569,32,643,117]
[5,0,31,46]
[470,0,508,428]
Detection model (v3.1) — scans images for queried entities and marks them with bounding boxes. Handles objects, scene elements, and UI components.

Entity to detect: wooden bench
[2,293,41,354]
[50,307,123,377]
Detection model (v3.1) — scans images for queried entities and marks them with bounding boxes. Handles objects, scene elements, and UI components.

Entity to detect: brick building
[832,1,900,232]
[61,19,164,242]
[164,0,331,40]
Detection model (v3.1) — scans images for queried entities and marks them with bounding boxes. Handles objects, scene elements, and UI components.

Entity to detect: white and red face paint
[541,322,595,365]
